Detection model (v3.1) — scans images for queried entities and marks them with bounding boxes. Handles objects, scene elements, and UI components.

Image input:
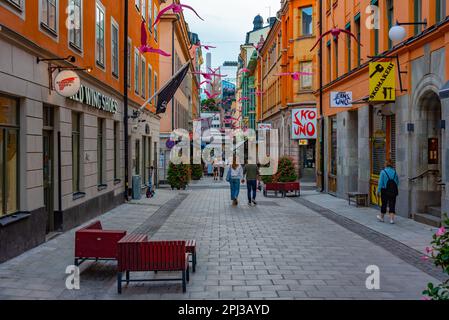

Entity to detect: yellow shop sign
[369,62,396,102]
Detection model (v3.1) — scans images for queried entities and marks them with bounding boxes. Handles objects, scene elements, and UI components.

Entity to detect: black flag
[155,62,190,115]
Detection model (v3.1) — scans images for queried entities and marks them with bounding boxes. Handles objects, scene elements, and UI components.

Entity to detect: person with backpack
[377,159,399,224]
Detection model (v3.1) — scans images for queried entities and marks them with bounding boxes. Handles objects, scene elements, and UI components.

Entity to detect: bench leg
[186,265,190,283]
[192,252,197,273]
[182,270,187,293]
[117,272,122,294]
[74,258,79,267]
[126,271,130,285]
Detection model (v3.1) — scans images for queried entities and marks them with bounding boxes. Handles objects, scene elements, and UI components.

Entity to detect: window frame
[141,56,146,98]
[40,0,58,37]
[72,112,81,194]
[97,118,105,186]
[68,0,83,52]
[300,6,313,36]
[111,18,119,79]
[95,1,106,69]
[134,48,140,94]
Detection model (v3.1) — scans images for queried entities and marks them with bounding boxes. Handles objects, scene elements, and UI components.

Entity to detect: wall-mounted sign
[258,123,272,131]
[292,108,317,140]
[70,84,118,114]
[54,70,81,97]
[369,62,396,102]
[331,91,353,107]
[299,140,309,146]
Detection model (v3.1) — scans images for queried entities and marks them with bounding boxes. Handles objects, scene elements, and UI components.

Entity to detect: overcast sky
[183,0,282,69]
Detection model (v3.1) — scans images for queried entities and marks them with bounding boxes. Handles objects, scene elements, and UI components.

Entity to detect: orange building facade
[0,0,165,261]
[256,0,317,180]
[316,0,449,225]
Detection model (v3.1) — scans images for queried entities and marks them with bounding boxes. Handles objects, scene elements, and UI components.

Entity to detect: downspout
[319,0,325,192]
[123,0,129,201]
[171,18,176,130]
[57,131,62,230]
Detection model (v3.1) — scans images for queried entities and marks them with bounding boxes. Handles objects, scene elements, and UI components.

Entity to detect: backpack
[384,170,398,197]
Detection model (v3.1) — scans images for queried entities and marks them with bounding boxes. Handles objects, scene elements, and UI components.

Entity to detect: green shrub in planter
[167,162,191,189]
[276,156,298,183]
[191,164,203,180]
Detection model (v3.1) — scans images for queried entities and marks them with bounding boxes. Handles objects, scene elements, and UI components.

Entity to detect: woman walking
[377,159,399,224]
[227,159,244,206]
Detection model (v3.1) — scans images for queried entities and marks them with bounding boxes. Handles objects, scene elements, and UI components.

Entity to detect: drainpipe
[319,0,325,192]
[171,18,176,130]
[123,0,129,201]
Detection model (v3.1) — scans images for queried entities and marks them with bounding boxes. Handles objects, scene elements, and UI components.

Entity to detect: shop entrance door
[43,130,54,233]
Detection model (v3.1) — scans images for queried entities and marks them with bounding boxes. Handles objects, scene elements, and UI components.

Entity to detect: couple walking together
[226,160,259,207]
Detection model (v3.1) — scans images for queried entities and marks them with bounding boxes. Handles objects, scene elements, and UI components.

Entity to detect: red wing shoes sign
[54,70,81,97]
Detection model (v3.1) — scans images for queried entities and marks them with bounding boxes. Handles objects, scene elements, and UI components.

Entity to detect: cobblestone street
[0,179,444,300]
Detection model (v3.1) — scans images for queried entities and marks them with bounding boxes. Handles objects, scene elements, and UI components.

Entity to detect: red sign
[292,108,317,140]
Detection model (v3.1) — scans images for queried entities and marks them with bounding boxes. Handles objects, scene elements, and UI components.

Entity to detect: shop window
[330,117,337,176]
[97,118,105,186]
[135,139,141,176]
[0,95,19,217]
[114,121,119,181]
[72,112,81,193]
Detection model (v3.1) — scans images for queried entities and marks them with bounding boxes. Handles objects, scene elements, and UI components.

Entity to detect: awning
[440,81,449,100]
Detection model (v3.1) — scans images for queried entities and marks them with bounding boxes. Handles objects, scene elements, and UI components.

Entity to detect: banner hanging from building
[292,108,317,140]
[331,91,353,107]
[369,62,396,102]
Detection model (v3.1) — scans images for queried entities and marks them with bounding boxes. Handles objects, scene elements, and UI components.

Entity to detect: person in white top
[227,159,244,206]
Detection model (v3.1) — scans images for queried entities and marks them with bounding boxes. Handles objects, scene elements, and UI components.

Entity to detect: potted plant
[422,214,449,300]
[167,162,191,190]
[191,164,203,181]
[261,156,300,197]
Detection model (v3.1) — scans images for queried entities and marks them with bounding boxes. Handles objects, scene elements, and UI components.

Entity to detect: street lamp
[389,19,427,42]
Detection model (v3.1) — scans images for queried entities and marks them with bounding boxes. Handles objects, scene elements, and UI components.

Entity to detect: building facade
[158,0,196,183]
[317,0,448,226]
[257,0,317,180]
[0,0,164,262]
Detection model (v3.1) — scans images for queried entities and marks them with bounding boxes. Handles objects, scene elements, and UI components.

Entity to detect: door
[43,130,54,233]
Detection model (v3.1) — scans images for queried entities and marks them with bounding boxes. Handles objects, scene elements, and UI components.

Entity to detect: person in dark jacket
[377,159,399,224]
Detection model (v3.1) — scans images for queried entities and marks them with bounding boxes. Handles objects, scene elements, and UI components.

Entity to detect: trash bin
[132,175,142,200]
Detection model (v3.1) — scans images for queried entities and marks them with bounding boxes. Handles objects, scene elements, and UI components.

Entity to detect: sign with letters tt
[331,92,353,107]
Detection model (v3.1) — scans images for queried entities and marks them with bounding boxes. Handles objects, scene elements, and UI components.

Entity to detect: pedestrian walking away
[244,163,259,206]
[377,159,399,224]
[227,159,244,206]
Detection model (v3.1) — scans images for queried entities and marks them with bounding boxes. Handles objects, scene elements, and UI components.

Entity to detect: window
[127,39,131,88]
[300,6,313,36]
[387,0,394,49]
[68,0,82,50]
[148,0,153,31]
[300,61,312,89]
[330,116,337,176]
[327,41,331,82]
[148,65,153,100]
[355,15,361,67]
[111,20,119,78]
[414,0,423,35]
[4,0,23,11]
[97,118,105,186]
[0,95,19,217]
[154,72,158,95]
[96,2,105,67]
[135,0,140,10]
[334,37,338,79]
[346,24,351,72]
[154,7,158,42]
[141,0,146,19]
[114,121,119,181]
[372,0,379,55]
[134,49,139,94]
[436,0,446,23]
[72,112,81,193]
[141,57,146,98]
[41,0,57,34]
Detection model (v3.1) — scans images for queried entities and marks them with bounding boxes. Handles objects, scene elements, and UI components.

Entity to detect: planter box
[263,182,283,197]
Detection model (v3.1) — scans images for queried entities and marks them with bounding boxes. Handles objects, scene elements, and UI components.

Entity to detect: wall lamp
[389,19,427,42]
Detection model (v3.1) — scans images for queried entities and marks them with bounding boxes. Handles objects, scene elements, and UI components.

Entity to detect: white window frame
[154,72,158,97]
[134,48,140,94]
[127,38,132,88]
[154,6,158,42]
[134,0,140,11]
[68,0,83,52]
[95,1,106,69]
[148,64,153,100]
[111,18,119,79]
[39,0,59,38]
[1,0,25,18]
[141,0,146,20]
[148,0,153,33]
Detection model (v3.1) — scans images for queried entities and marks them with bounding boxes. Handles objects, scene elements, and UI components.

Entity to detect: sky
[182,0,282,69]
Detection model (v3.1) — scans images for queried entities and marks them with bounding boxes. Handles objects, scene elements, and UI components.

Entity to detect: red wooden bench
[74,220,127,267]
[282,182,301,197]
[117,235,190,294]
